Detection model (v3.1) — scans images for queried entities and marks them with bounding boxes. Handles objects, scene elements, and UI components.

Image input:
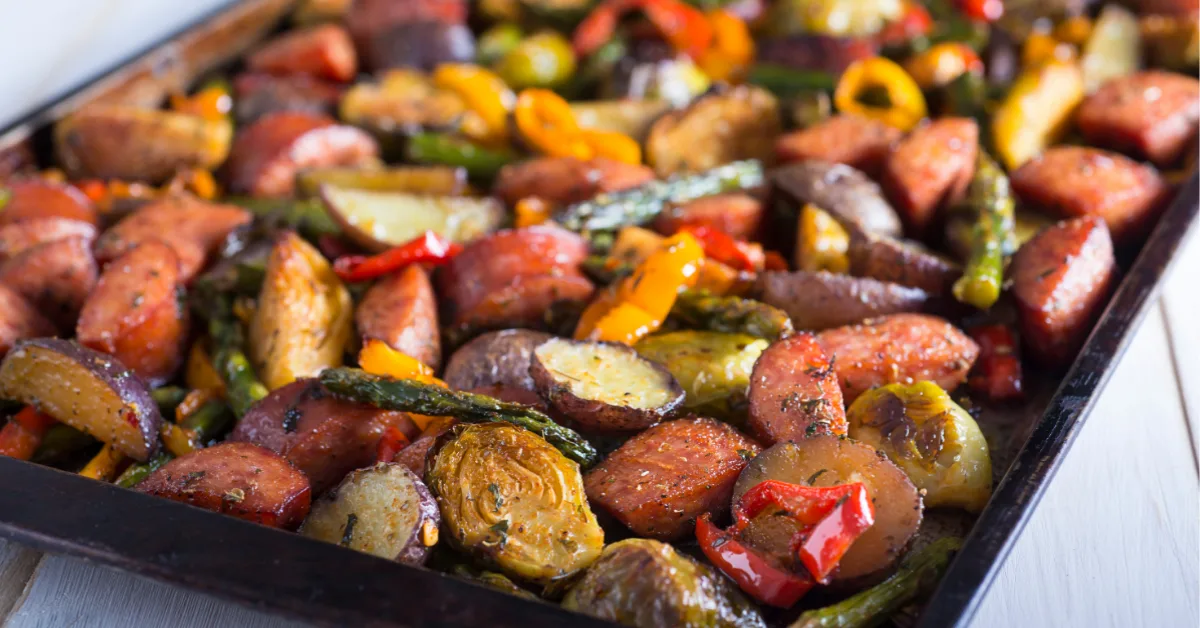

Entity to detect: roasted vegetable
[206,295,269,419]
[991,60,1084,170]
[428,422,603,585]
[563,539,766,628]
[296,165,467,197]
[406,133,520,180]
[765,0,903,37]
[667,290,794,340]
[442,329,551,405]
[757,271,929,331]
[645,86,782,176]
[319,367,598,467]
[355,21,475,72]
[320,184,502,253]
[847,382,992,512]
[0,338,163,461]
[952,152,1017,310]
[795,204,851,273]
[570,100,673,142]
[734,438,923,584]
[1080,5,1140,93]
[339,70,467,133]
[301,462,440,564]
[249,231,353,391]
[497,32,577,89]
[635,331,768,424]
[771,161,902,238]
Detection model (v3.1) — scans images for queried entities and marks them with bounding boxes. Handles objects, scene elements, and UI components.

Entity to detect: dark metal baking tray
[0,1,1196,626]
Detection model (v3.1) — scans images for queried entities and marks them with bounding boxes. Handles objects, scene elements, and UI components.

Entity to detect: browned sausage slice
[1011,146,1167,245]
[138,442,311,529]
[584,417,760,540]
[0,217,97,262]
[356,265,440,370]
[1077,71,1200,167]
[492,157,655,208]
[233,72,344,125]
[774,114,902,176]
[1010,217,1116,367]
[226,111,379,198]
[0,179,98,226]
[881,117,978,238]
[652,193,764,240]
[0,236,97,331]
[748,333,846,445]
[816,313,979,402]
[0,284,55,357]
[247,24,357,83]
[848,230,960,296]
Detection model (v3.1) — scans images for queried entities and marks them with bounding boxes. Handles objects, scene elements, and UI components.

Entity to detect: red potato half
[442,329,551,395]
[0,217,97,262]
[732,437,923,585]
[747,333,847,445]
[584,417,760,541]
[226,111,379,198]
[77,240,189,386]
[300,462,440,565]
[0,338,163,461]
[816,313,979,402]
[138,442,311,530]
[1010,217,1116,367]
[0,235,97,331]
[321,184,503,253]
[881,117,979,238]
[247,24,357,83]
[0,179,98,226]
[774,114,903,177]
[229,378,418,494]
[1076,71,1200,167]
[356,265,440,370]
[771,160,903,238]
[530,338,685,432]
[0,285,55,357]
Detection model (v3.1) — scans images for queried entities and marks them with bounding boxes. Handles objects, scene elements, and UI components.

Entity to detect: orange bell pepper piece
[698,10,755,82]
[515,196,553,228]
[433,63,515,145]
[514,89,642,164]
[574,285,622,340]
[0,407,56,460]
[578,129,642,165]
[186,341,226,395]
[588,302,659,344]
[79,444,127,481]
[359,340,447,431]
[618,232,704,321]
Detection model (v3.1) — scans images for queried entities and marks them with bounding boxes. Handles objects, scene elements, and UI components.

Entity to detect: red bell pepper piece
[333,231,462,282]
[876,1,934,48]
[763,250,789,272]
[574,0,713,60]
[955,0,1004,22]
[679,225,763,272]
[375,426,410,464]
[696,514,814,608]
[968,324,1024,401]
[0,407,57,460]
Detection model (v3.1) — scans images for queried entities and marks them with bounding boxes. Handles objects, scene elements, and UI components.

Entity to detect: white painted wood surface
[0,4,1197,627]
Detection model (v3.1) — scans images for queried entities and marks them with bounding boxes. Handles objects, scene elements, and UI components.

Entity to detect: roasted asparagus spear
[952,152,1017,310]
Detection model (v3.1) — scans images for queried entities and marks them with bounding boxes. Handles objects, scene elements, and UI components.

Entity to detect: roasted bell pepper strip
[79,444,126,481]
[968,325,1024,402]
[991,60,1084,170]
[359,339,446,387]
[577,129,643,165]
[170,80,233,122]
[432,64,515,145]
[514,197,553,228]
[696,513,814,608]
[876,1,934,48]
[733,480,875,584]
[0,408,57,460]
[904,42,984,89]
[698,9,756,82]
[375,426,411,463]
[332,231,461,282]
[514,89,642,164]
[834,57,928,131]
[574,0,713,60]
[954,0,1003,22]
[764,251,788,271]
[679,225,763,272]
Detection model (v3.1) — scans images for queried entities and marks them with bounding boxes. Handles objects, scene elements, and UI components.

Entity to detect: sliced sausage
[77,241,189,386]
[771,160,903,238]
[1010,217,1116,367]
[652,193,764,241]
[356,265,440,370]
[247,24,357,83]
[1077,71,1200,167]
[1010,146,1168,245]
[0,179,98,226]
[0,235,97,331]
[442,329,552,394]
[346,0,466,37]
[747,333,846,445]
[233,72,344,125]
[393,417,456,478]
[756,34,878,75]
[816,313,979,402]
[584,417,760,540]
[0,217,96,262]
[757,270,929,331]
[848,230,960,296]
[438,226,594,333]
[354,21,475,73]
[138,442,311,530]
[645,85,782,176]
[492,157,655,208]
[229,379,419,494]
[0,284,55,357]
[881,118,978,238]
[226,111,379,198]
[774,114,903,177]
[93,197,251,282]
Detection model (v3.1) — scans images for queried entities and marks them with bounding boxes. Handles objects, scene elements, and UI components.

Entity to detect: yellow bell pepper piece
[795,204,850,273]
[834,57,927,131]
[433,64,515,145]
[185,341,225,394]
[514,196,553,228]
[79,444,126,481]
[588,302,659,345]
[617,232,705,322]
[992,61,1084,170]
[514,89,642,164]
[698,9,756,83]
[359,339,445,387]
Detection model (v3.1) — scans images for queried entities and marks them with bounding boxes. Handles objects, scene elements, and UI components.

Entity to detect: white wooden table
[1,3,1197,627]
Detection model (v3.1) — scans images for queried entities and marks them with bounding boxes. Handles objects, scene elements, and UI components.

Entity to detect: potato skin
[816,313,979,402]
[584,417,760,541]
[77,240,189,386]
[0,235,97,332]
[138,442,311,530]
[774,114,902,177]
[771,160,903,238]
[646,85,782,176]
[0,284,54,357]
[747,333,846,446]
[1010,146,1168,244]
[0,179,98,226]
[757,270,930,331]
[652,193,764,241]
[229,379,418,494]
[442,329,552,394]
[1076,71,1200,167]
[226,111,379,198]
[493,157,655,208]
[0,217,97,262]
[1010,217,1116,367]
[881,118,978,238]
[247,24,357,83]
[355,265,440,370]
[848,230,960,296]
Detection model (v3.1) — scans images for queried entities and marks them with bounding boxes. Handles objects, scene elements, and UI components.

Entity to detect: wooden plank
[0,538,42,621]
[971,305,1199,627]
[1161,232,1199,467]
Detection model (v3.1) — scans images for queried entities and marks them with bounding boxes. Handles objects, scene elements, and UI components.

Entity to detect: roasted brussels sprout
[563,539,766,628]
[847,381,993,513]
[636,331,768,424]
[427,423,604,586]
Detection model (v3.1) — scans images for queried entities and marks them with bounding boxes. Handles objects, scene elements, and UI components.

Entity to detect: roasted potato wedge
[0,338,163,461]
[442,329,552,407]
[249,231,353,390]
[301,462,440,564]
[757,270,930,331]
[339,69,467,133]
[530,338,684,432]
[635,331,768,424]
[321,184,503,252]
[771,160,903,238]
[646,85,782,177]
[296,165,466,197]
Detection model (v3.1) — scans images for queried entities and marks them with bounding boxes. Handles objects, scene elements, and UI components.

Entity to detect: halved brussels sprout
[636,331,768,424]
[847,381,992,513]
[563,539,765,628]
[427,422,603,586]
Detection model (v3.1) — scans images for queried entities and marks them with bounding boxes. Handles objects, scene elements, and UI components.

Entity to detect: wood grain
[0,539,41,621]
